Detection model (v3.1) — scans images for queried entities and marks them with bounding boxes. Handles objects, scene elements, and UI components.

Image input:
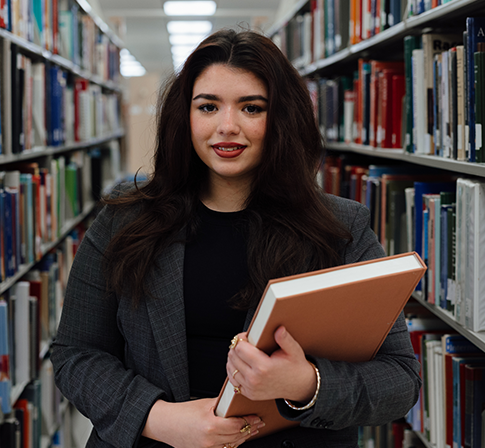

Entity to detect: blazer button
[324,420,334,428]
[281,440,295,448]
[311,418,321,426]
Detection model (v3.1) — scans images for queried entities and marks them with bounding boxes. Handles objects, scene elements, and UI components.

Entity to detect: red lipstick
[212,142,247,158]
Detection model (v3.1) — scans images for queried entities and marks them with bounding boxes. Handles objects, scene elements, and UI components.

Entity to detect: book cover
[466,17,485,162]
[452,356,485,448]
[464,365,485,448]
[215,252,426,438]
[422,34,463,155]
[404,35,421,153]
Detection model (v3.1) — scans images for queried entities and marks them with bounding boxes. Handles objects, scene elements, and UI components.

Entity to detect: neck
[200,177,251,212]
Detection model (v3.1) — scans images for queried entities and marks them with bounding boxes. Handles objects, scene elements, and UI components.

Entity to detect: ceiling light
[169,34,206,46]
[163,1,216,16]
[167,20,212,35]
[121,65,147,77]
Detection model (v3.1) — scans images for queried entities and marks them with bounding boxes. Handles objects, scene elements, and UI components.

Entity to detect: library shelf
[0,200,97,296]
[325,142,485,177]
[412,292,485,352]
[0,131,125,164]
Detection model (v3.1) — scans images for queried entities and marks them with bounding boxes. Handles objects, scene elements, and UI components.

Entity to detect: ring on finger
[232,369,239,379]
[240,423,252,433]
[229,335,243,349]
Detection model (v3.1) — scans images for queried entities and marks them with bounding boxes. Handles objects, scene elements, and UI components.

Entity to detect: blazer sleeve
[51,200,166,448]
[276,197,422,430]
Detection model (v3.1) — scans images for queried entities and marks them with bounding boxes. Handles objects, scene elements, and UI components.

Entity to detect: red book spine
[391,75,405,149]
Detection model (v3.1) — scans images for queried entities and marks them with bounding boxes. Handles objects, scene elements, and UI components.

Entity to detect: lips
[212,142,247,158]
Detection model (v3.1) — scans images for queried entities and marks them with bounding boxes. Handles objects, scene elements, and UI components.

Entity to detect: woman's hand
[142,397,265,448]
[227,326,317,404]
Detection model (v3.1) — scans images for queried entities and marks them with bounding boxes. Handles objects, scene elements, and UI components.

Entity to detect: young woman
[52,29,421,448]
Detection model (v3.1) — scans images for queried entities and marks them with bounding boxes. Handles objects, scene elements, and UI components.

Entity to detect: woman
[51,29,421,448]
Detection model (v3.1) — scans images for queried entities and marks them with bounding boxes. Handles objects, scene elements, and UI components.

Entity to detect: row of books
[359,420,426,448]
[272,0,406,67]
[406,317,485,448]
[272,0,470,67]
[0,37,122,156]
[307,18,485,164]
[407,18,485,163]
[0,226,84,415]
[0,366,66,448]
[321,155,485,332]
[0,0,120,82]
[0,146,113,282]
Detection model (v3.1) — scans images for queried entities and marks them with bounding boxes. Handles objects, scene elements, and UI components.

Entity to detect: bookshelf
[271,0,485,447]
[0,0,124,446]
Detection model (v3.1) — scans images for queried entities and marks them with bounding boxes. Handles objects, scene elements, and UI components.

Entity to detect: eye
[244,104,263,114]
[198,103,217,113]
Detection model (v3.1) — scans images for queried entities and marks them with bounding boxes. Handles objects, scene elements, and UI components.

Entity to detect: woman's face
[190,64,268,188]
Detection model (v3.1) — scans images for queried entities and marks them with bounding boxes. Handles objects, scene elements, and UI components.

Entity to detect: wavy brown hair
[103,29,352,308]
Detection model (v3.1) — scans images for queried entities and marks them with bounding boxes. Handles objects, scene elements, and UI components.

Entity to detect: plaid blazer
[51,192,421,448]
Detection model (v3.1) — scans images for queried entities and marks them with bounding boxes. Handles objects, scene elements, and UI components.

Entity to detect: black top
[184,201,249,397]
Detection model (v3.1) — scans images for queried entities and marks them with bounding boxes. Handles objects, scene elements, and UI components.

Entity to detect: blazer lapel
[145,234,190,402]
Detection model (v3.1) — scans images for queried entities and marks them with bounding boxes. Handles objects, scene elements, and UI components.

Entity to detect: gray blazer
[51,193,421,448]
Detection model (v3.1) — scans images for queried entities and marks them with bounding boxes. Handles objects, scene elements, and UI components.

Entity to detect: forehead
[192,64,267,96]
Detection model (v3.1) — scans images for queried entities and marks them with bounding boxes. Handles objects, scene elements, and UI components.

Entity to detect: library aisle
[1,0,485,447]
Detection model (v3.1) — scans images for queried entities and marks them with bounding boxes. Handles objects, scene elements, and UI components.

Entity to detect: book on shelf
[464,364,485,448]
[215,252,426,439]
[404,35,422,153]
[453,356,485,448]
[454,178,485,332]
[0,296,11,415]
[465,17,485,162]
[422,33,463,156]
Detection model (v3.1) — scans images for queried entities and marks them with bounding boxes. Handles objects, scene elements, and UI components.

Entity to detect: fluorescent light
[163,1,216,16]
[167,20,212,34]
[169,34,206,46]
[121,54,137,62]
[121,65,147,77]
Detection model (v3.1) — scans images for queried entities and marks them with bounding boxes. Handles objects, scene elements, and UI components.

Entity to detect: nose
[217,107,240,136]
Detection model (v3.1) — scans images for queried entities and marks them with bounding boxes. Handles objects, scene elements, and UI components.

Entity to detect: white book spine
[412,49,426,154]
[14,281,31,385]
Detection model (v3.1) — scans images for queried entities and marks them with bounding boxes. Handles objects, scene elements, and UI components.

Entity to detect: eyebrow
[192,93,268,102]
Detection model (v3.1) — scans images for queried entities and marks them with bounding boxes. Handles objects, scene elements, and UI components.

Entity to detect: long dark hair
[103,29,352,308]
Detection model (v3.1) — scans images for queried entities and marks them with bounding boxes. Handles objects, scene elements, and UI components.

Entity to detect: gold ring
[233,386,241,394]
[240,423,251,433]
[229,335,242,349]
[223,445,235,448]
[232,369,239,378]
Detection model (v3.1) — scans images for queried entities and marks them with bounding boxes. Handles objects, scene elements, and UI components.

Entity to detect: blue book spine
[466,17,485,162]
[3,190,14,278]
[20,174,34,264]
[13,189,20,272]
[6,0,11,32]
[444,335,480,354]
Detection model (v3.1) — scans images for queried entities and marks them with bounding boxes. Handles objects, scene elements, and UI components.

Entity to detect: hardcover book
[215,252,426,438]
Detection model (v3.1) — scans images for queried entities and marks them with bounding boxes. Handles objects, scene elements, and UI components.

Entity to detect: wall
[125,74,162,178]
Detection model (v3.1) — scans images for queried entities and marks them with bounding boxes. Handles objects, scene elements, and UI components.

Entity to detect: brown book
[214,252,426,439]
